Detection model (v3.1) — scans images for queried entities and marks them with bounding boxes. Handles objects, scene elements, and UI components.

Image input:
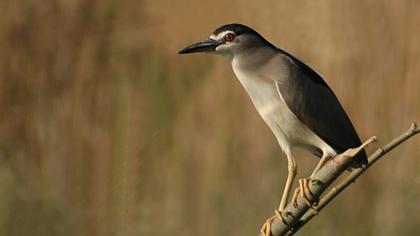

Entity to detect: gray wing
[275,51,367,167]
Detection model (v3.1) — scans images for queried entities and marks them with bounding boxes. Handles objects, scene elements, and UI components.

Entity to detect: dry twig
[259,123,420,236]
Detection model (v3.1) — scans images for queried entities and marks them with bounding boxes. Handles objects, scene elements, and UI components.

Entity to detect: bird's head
[179,23,274,59]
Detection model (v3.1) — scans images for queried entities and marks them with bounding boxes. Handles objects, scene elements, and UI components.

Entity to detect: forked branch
[259,122,420,236]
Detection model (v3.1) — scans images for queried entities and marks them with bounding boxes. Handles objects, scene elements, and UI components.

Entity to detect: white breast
[232,59,335,156]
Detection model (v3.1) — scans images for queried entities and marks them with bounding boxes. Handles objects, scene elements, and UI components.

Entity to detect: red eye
[224,33,235,42]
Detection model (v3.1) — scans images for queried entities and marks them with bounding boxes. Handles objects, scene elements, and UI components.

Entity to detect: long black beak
[178,38,222,54]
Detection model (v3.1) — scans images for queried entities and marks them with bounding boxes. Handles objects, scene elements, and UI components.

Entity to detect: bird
[179,23,366,234]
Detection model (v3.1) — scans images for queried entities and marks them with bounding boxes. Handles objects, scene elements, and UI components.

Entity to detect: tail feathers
[348,149,368,169]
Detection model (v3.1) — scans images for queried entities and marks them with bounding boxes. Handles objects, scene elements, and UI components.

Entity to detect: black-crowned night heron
[179,23,366,235]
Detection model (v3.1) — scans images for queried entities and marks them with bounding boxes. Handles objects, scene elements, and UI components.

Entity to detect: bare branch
[259,123,420,236]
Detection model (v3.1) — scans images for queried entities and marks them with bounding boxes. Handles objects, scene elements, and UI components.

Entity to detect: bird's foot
[260,209,290,236]
[291,178,318,209]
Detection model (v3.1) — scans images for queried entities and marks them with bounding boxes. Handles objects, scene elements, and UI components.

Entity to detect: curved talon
[260,222,269,236]
[261,223,269,236]
[299,178,317,209]
[260,215,277,236]
[303,178,313,196]
[275,209,290,225]
[303,179,319,207]
[260,210,290,236]
[306,178,320,206]
[291,187,300,208]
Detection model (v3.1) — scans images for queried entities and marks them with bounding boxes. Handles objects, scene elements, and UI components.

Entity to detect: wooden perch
[259,122,420,236]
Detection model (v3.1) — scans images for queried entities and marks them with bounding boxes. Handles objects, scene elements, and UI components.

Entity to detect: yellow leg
[261,149,297,236]
[310,152,331,178]
[295,152,332,209]
[291,187,300,208]
[278,149,297,211]
[260,213,283,236]
[291,179,313,207]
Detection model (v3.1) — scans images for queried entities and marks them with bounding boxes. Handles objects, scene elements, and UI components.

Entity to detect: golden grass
[0,0,419,235]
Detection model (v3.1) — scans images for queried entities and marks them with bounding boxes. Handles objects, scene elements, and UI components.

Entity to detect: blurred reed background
[0,0,419,235]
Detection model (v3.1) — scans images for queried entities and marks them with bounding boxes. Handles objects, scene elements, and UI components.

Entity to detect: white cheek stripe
[209,30,234,40]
